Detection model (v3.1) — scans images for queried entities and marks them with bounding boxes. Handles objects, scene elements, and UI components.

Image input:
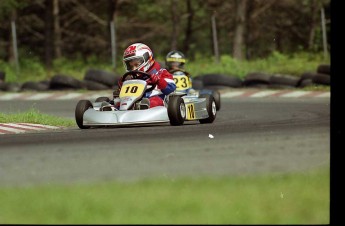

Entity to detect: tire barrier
[242,72,270,87]
[84,80,111,91]
[0,71,5,82]
[21,81,50,91]
[195,73,242,88]
[312,73,330,85]
[0,65,330,93]
[50,74,85,90]
[269,74,300,87]
[297,63,331,87]
[316,64,330,75]
[191,79,204,90]
[0,82,21,92]
[84,69,119,88]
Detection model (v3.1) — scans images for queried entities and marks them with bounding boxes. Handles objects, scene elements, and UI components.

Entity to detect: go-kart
[170,69,221,110]
[75,71,217,129]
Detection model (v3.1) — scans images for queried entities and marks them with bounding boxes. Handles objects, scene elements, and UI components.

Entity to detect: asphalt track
[0,95,330,187]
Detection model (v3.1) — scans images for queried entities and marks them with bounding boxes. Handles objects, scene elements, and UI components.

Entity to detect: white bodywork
[81,79,209,127]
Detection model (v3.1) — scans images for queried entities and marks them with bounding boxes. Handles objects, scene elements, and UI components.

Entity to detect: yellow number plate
[120,83,146,97]
[186,103,196,120]
[173,75,192,91]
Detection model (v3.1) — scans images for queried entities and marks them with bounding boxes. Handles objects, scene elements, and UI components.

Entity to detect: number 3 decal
[174,76,191,90]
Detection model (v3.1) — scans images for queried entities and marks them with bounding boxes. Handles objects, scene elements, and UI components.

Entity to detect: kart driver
[165,50,187,72]
[165,50,195,94]
[113,43,176,108]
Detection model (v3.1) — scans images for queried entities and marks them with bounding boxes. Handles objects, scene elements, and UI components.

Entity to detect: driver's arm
[157,69,176,95]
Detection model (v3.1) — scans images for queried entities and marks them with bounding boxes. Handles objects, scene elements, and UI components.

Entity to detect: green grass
[0,107,75,127]
[0,167,329,224]
[183,51,330,78]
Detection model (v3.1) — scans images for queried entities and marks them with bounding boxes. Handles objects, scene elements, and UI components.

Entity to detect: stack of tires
[48,69,120,91]
[83,69,121,90]
[296,64,331,88]
[242,72,300,89]
[193,73,243,90]
[0,65,330,93]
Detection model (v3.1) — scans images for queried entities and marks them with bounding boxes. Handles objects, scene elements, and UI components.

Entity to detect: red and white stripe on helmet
[123,43,155,72]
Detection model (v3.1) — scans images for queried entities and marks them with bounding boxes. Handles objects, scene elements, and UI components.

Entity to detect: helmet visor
[167,61,184,70]
[124,56,145,71]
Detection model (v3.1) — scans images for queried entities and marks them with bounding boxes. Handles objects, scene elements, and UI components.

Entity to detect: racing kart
[170,69,221,111]
[75,71,217,129]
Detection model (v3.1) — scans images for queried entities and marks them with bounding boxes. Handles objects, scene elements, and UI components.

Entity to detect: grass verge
[0,107,75,127]
[0,167,329,224]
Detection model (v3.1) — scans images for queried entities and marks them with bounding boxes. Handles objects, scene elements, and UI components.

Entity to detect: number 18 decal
[120,83,145,97]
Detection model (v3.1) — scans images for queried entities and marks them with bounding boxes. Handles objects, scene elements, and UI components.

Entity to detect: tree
[44,0,54,69]
[182,0,193,56]
[0,0,331,67]
[170,0,179,50]
[232,0,247,60]
[53,0,61,58]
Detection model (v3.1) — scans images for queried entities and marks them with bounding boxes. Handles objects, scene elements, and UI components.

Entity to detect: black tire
[95,96,111,102]
[300,71,316,80]
[199,94,217,124]
[84,80,110,90]
[316,64,330,75]
[4,82,22,92]
[267,84,296,90]
[298,78,314,88]
[198,89,221,110]
[297,72,316,87]
[50,74,85,90]
[84,69,119,87]
[201,74,242,88]
[168,95,186,126]
[75,100,93,129]
[312,73,330,85]
[0,82,7,91]
[0,71,5,82]
[242,72,271,87]
[269,74,299,87]
[213,90,221,111]
[21,81,50,91]
[191,79,204,90]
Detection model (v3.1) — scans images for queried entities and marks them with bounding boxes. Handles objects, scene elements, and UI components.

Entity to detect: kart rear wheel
[75,100,93,129]
[212,90,221,111]
[168,96,186,126]
[199,94,216,124]
[95,96,110,102]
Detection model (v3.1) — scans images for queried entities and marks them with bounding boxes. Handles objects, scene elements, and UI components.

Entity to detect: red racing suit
[118,61,176,108]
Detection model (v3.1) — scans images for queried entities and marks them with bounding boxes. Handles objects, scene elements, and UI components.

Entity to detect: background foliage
[0,0,331,81]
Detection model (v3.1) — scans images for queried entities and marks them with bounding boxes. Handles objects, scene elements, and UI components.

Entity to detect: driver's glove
[146,73,159,85]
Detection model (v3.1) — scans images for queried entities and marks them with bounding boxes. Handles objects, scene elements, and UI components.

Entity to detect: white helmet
[123,43,155,72]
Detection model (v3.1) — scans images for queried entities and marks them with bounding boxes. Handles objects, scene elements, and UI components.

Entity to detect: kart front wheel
[199,94,217,124]
[75,100,93,129]
[168,96,186,126]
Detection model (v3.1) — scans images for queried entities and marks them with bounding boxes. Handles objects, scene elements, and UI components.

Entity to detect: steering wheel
[121,71,156,92]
